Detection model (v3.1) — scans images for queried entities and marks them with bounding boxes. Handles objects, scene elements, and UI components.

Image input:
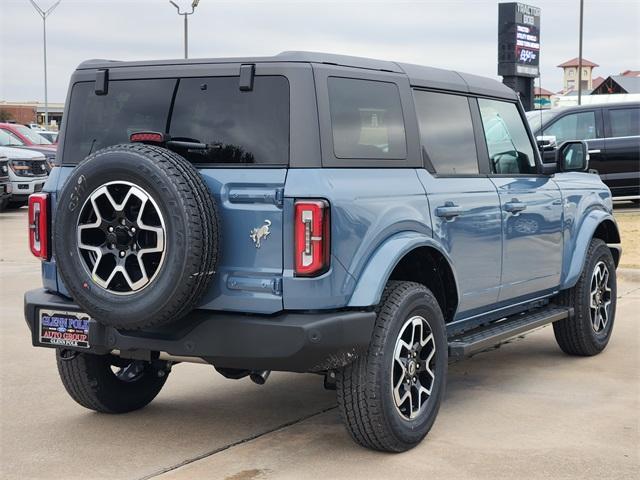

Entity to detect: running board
[448,306,572,360]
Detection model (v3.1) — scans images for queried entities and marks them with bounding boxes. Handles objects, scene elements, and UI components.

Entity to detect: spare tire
[54,143,218,330]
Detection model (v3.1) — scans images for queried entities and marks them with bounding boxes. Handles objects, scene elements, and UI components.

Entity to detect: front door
[477,98,563,302]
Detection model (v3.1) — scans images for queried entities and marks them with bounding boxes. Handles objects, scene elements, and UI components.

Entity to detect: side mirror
[556,141,589,172]
[536,135,557,150]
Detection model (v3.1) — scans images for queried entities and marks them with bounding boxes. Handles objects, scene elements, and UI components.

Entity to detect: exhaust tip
[249,370,271,385]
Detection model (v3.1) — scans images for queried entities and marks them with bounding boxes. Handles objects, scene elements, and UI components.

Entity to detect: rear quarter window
[327,77,406,160]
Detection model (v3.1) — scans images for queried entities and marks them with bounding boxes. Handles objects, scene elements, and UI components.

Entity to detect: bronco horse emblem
[250,220,271,248]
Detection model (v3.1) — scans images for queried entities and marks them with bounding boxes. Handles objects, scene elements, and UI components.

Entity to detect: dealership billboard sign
[498,2,541,77]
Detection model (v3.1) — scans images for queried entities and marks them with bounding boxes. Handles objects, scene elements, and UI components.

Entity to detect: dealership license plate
[39,310,91,348]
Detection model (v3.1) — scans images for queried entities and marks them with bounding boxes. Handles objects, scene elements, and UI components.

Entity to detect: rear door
[413,90,503,317]
[167,71,290,313]
[602,105,640,198]
[57,63,314,314]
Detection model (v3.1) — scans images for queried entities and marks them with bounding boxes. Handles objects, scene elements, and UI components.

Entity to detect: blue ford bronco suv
[24,52,621,452]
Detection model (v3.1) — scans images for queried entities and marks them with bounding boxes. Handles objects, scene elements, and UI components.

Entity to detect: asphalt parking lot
[1,207,638,480]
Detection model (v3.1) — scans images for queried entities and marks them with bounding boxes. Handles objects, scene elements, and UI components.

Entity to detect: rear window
[63,76,290,165]
[327,77,406,160]
[64,79,175,163]
[169,76,289,165]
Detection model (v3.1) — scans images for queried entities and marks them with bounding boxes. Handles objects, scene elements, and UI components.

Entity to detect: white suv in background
[0,146,48,208]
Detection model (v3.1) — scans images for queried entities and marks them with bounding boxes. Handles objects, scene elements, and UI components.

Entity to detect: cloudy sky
[1,0,638,102]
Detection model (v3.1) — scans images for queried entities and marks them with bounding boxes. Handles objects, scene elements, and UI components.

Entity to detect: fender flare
[347,231,459,307]
[561,210,621,290]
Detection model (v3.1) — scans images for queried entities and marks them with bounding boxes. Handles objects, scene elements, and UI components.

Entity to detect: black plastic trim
[24,289,376,373]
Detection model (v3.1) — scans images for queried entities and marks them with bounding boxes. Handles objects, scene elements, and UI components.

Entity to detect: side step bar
[448,306,572,360]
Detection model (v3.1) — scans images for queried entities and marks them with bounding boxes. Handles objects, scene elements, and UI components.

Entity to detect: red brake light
[28,193,49,259]
[129,131,166,144]
[294,200,330,277]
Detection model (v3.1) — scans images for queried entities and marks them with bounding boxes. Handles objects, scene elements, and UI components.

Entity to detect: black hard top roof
[77,51,517,100]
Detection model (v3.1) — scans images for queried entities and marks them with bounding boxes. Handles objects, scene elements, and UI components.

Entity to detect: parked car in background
[527,102,640,201]
[0,153,11,211]
[27,123,46,131]
[0,146,48,207]
[37,131,59,144]
[0,124,57,165]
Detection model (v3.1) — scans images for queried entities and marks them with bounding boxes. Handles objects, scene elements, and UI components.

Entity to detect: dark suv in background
[527,102,640,201]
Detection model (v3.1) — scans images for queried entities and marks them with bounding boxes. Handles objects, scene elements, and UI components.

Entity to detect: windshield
[525,109,558,135]
[0,129,26,147]
[14,124,52,145]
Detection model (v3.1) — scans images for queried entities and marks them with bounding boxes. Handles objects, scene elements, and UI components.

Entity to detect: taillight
[294,199,330,276]
[28,193,49,259]
[130,131,167,144]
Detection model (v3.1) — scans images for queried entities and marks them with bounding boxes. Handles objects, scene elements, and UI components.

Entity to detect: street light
[29,0,61,128]
[577,0,584,105]
[169,0,200,59]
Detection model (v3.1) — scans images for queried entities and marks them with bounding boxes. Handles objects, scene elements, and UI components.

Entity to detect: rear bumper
[24,288,376,373]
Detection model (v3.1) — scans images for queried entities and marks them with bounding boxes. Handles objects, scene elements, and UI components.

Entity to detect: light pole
[577,0,584,105]
[169,0,200,59]
[29,0,61,128]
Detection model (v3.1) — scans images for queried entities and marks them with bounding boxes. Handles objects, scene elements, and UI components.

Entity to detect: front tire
[337,281,447,452]
[553,238,617,356]
[56,350,170,413]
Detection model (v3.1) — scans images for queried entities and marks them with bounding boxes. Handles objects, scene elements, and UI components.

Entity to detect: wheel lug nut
[110,243,116,249]
[120,251,126,257]
[121,219,126,226]
[108,226,114,232]
[131,227,136,233]
[412,377,417,383]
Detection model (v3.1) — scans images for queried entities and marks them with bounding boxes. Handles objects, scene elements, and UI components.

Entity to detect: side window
[327,77,406,159]
[478,99,537,175]
[170,76,290,165]
[413,91,478,174]
[544,111,597,143]
[608,108,640,137]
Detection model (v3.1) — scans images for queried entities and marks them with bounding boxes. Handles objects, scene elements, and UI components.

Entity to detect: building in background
[557,57,599,92]
[0,101,64,130]
[0,101,37,124]
[533,86,554,109]
[592,74,640,95]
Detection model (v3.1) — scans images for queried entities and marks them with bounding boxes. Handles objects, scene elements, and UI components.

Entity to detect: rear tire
[56,350,169,413]
[336,281,447,452]
[553,238,617,356]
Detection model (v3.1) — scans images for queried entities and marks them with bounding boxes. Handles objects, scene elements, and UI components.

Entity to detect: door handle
[504,201,527,213]
[588,149,601,154]
[435,202,463,219]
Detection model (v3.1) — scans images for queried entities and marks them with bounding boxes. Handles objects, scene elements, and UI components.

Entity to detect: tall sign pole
[577,0,584,105]
[498,2,541,111]
[29,0,61,127]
